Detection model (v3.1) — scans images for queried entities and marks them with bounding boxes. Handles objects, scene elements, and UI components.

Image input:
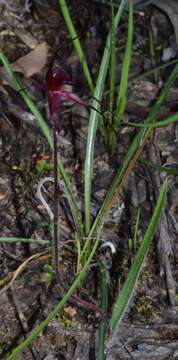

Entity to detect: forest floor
[1,1,178,359]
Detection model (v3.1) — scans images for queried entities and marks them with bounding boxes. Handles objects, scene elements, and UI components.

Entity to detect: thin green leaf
[129,59,178,82]
[145,65,178,124]
[109,0,116,123]
[148,28,158,82]
[114,0,133,128]
[139,157,178,176]
[98,268,109,360]
[126,112,178,128]
[58,0,94,93]
[132,207,141,252]
[110,178,167,331]
[84,0,127,235]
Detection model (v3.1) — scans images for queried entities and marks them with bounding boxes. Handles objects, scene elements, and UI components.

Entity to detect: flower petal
[60,90,88,107]
[46,65,72,93]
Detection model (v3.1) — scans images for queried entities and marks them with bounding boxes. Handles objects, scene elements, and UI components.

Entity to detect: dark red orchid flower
[46,63,87,127]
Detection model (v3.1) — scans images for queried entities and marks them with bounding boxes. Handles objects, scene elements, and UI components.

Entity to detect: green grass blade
[130,59,178,82]
[98,268,109,360]
[126,112,178,128]
[145,65,178,124]
[0,51,83,237]
[132,207,141,252]
[139,157,178,176]
[7,228,102,360]
[110,178,167,331]
[148,28,158,82]
[109,0,116,123]
[84,0,127,234]
[114,0,133,128]
[58,0,94,93]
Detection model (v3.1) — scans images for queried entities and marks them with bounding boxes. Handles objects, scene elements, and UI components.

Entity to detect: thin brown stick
[0,251,49,295]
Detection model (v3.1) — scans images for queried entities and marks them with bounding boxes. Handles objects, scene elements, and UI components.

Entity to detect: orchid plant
[46,55,108,323]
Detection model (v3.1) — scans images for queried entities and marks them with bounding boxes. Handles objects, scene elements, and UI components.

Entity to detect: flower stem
[51,121,108,325]
[52,125,62,288]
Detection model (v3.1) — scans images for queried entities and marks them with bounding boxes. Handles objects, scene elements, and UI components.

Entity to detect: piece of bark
[107,322,178,359]
[146,140,176,307]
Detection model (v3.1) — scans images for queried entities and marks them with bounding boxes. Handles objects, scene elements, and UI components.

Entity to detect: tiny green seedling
[41,264,54,288]
[35,158,52,173]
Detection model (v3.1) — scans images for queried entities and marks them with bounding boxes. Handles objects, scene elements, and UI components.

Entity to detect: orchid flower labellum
[46,62,87,125]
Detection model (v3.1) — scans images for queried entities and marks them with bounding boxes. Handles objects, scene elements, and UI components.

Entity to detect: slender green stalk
[144,66,178,124]
[84,0,127,235]
[98,268,109,360]
[148,28,158,83]
[109,0,116,124]
[51,124,61,286]
[115,0,133,126]
[75,232,82,273]
[128,208,141,253]
[58,0,94,93]
[110,178,167,331]
[7,228,102,360]
[133,207,141,252]
[129,59,178,82]
[139,157,178,176]
[107,0,133,155]
[126,111,178,128]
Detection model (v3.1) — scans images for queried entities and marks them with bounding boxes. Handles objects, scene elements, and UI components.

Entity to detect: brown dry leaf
[12,42,48,77]
[0,42,48,87]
